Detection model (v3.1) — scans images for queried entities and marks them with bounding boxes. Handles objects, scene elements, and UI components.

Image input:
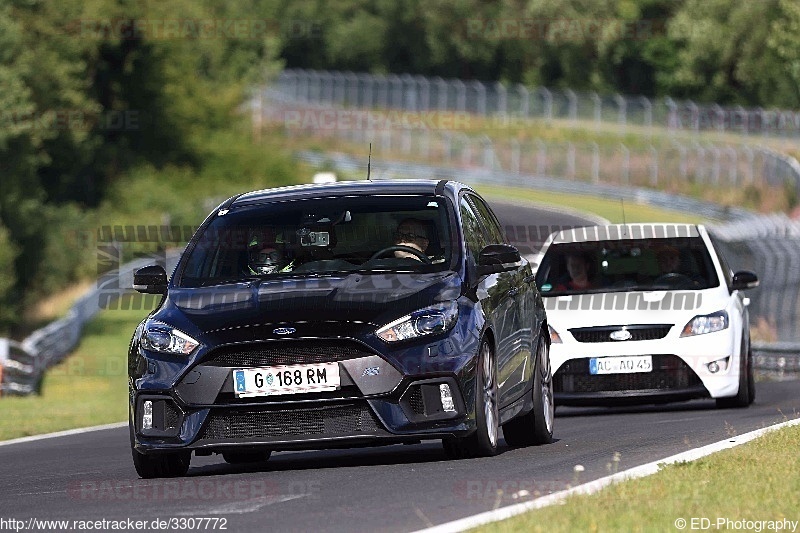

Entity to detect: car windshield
[177,194,454,287]
[535,237,720,295]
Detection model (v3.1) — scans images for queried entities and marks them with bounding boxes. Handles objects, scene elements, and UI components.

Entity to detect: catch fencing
[275,69,800,140]
[264,75,800,200]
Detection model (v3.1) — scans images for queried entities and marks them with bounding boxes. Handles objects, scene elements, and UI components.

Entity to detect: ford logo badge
[609,329,632,341]
[273,327,296,335]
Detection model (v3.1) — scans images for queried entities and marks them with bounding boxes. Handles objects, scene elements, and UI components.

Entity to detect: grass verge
[475,422,800,533]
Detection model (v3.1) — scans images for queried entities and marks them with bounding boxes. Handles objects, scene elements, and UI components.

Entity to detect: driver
[393,218,430,261]
[247,232,293,275]
[655,245,681,275]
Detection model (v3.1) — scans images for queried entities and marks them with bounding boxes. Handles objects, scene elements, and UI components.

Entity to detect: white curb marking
[416,416,800,533]
[0,421,126,448]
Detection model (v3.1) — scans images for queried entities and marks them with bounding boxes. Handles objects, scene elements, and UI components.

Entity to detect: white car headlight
[376,301,458,343]
[141,322,200,355]
[680,311,729,337]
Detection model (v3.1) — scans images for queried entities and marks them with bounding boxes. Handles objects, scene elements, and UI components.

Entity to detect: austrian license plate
[233,363,340,397]
[589,355,653,375]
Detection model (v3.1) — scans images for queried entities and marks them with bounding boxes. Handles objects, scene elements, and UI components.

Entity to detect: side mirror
[731,270,759,291]
[476,244,522,276]
[133,265,168,295]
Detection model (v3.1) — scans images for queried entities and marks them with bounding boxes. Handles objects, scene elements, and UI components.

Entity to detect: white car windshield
[178,195,454,287]
[536,237,720,295]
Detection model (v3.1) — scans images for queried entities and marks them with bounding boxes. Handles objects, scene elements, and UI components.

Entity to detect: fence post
[565,89,577,125]
[687,100,699,132]
[402,73,417,111]
[743,145,755,184]
[591,92,601,129]
[672,140,688,181]
[454,79,466,112]
[417,75,430,111]
[435,77,447,111]
[517,84,530,117]
[536,139,547,175]
[591,142,600,183]
[346,71,359,107]
[538,88,553,122]
[620,143,630,185]
[510,138,521,173]
[640,96,653,130]
[495,82,507,117]
[615,94,627,132]
[566,142,576,179]
[481,136,495,170]
[726,147,738,185]
[649,145,658,186]
[388,74,403,109]
[665,96,677,130]
[377,74,388,109]
[471,80,487,115]
[710,145,721,184]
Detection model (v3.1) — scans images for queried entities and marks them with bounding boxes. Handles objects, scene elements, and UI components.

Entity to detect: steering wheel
[369,245,432,264]
[653,272,698,288]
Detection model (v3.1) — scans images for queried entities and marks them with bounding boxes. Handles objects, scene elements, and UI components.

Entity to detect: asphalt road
[0,203,797,532]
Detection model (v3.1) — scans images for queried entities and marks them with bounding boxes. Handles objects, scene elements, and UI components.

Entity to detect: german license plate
[589,355,653,375]
[233,363,340,397]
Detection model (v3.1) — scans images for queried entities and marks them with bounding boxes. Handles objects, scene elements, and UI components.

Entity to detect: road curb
[415,416,800,533]
[0,421,126,448]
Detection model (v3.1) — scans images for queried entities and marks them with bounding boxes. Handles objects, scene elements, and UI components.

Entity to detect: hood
[544,288,729,330]
[164,272,463,343]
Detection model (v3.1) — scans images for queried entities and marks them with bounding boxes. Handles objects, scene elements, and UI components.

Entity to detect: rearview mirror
[133,265,168,295]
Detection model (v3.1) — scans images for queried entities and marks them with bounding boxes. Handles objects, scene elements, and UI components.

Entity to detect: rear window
[536,237,719,295]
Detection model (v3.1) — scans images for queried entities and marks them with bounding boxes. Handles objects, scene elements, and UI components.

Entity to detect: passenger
[556,252,595,290]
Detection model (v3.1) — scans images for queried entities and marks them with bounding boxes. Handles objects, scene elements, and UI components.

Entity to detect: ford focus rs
[129,179,553,478]
[534,224,758,408]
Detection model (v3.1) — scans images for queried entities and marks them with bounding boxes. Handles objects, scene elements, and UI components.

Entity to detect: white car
[534,224,759,408]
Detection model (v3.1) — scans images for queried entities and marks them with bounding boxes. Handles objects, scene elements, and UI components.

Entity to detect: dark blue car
[129,179,553,478]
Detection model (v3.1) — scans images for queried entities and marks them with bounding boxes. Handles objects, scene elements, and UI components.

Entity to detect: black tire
[716,340,753,409]
[130,415,191,478]
[132,448,191,478]
[502,336,554,447]
[222,451,272,464]
[443,338,499,459]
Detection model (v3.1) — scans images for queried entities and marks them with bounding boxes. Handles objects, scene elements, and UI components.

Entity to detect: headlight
[141,322,200,355]
[376,301,458,343]
[680,311,729,337]
[548,325,562,344]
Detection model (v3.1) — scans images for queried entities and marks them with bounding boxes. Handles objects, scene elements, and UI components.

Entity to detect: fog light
[440,384,456,412]
[142,400,153,430]
[708,361,720,373]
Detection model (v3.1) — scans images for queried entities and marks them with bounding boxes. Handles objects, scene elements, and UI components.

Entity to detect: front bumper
[130,337,479,454]
[550,328,740,405]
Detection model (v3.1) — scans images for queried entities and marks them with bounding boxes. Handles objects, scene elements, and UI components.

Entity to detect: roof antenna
[367,143,372,181]
[620,198,627,236]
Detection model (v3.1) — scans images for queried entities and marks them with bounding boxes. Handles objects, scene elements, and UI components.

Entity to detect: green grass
[475,185,703,224]
[0,306,151,441]
[476,422,800,533]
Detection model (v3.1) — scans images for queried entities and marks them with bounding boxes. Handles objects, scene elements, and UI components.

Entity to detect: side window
[460,197,488,264]
[467,194,505,244]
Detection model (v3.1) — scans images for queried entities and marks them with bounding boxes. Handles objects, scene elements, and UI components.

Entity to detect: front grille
[554,355,702,393]
[569,325,672,343]
[203,340,375,367]
[407,386,425,415]
[200,402,383,440]
[164,401,182,430]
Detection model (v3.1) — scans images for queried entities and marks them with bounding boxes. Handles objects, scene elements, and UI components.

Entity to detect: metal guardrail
[0,253,180,396]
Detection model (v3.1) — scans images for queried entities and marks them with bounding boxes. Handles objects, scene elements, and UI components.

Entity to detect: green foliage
[0,0,288,333]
